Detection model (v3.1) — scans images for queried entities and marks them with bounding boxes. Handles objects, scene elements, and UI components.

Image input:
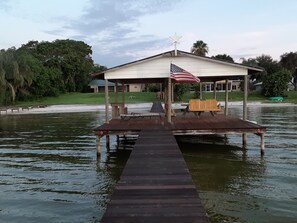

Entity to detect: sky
[1,0,297,68]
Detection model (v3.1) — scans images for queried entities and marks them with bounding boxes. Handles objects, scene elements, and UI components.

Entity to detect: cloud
[46,0,181,67]
[0,1,11,10]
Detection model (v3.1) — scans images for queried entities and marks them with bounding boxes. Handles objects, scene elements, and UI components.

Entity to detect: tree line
[0,39,105,105]
[191,40,297,97]
[1,39,296,105]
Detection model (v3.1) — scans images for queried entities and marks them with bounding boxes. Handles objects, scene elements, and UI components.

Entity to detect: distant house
[254,82,263,91]
[89,80,125,92]
[128,84,145,92]
[202,80,241,92]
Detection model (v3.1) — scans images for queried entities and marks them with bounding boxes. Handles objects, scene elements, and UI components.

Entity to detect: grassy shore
[15,91,297,106]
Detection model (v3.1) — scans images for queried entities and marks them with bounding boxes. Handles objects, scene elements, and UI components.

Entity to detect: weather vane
[170,33,182,56]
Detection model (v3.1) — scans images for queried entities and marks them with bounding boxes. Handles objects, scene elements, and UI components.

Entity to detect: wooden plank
[100,128,209,223]
[94,115,266,134]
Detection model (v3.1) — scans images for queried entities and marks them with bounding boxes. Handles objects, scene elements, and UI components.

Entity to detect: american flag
[170,63,200,83]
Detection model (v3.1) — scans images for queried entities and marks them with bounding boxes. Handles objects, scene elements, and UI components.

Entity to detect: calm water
[1,107,297,222]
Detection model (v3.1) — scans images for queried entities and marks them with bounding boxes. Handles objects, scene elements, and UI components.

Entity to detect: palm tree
[191,40,209,56]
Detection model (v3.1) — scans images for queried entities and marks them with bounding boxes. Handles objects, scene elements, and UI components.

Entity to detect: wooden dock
[100,126,209,223]
[96,114,266,222]
[95,114,266,135]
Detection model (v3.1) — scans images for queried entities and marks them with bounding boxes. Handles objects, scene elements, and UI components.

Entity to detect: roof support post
[105,79,109,123]
[171,83,174,103]
[243,75,248,121]
[122,81,125,105]
[213,81,217,99]
[200,83,203,99]
[115,81,118,103]
[167,78,172,123]
[224,79,229,116]
[260,133,265,156]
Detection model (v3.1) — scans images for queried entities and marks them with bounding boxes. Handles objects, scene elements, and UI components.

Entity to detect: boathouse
[93,50,263,122]
[93,50,265,223]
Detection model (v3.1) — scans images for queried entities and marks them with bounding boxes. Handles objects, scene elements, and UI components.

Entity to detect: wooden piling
[242,133,247,147]
[96,135,102,156]
[106,135,110,150]
[260,133,265,156]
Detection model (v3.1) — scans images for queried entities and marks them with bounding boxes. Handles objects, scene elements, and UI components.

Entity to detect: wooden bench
[184,99,221,116]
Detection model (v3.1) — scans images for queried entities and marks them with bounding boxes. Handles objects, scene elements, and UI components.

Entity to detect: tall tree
[241,54,281,82]
[255,55,281,75]
[280,52,297,73]
[212,54,234,62]
[20,39,94,93]
[191,40,209,56]
[262,69,291,97]
[280,52,297,90]
[0,48,34,104]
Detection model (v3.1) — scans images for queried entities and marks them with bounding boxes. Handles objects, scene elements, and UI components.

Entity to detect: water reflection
[1,106,297,223]
[178,106,297,223]
[0,112,130,223]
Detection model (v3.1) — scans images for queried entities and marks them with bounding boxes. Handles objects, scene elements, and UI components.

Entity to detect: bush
[174,83,190,101]
[262,69,291,97]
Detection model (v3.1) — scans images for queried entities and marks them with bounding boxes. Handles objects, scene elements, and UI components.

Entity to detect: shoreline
[1,101,296,116]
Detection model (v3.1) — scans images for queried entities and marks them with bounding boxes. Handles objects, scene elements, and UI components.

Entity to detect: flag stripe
[170,63,200,83]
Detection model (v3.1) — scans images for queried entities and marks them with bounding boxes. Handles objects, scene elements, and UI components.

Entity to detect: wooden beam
[243,75,248,121]
[213,81,217,99]
[105,79,109,123]
[260,133,265,156]
[96,135,102,157]
[224,79,229,116]
[122,81,125,105]
[242,75,248,147]
[115,81,118,103]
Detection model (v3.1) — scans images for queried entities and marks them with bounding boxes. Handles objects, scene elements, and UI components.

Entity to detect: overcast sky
[1,0,297,68]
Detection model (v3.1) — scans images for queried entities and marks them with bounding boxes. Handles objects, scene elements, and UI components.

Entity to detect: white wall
[104,55,248,80]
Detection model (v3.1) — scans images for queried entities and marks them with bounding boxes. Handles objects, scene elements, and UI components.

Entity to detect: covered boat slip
[96,115,265,223]
[92,50,263,123]
[93,49,266,222]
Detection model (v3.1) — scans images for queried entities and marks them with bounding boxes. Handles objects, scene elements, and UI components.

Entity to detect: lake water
[0,106,297,223]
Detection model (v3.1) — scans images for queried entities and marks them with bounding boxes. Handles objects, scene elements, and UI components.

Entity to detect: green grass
[181,91,267,102]
[16,90,297,106]
[16,92,157,106]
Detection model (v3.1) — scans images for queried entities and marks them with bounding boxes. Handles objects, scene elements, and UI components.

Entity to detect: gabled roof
[92,50,263,83]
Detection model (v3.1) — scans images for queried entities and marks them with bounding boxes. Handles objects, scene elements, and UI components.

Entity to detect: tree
[262,69,291,97]
[174,83,190,101]
[241,55,281,83]
[191,40,209,56]
[212,54,234,62]
[280,52,297,73]
[1,39,98,105]
[255,55,281,75]
[280,52,297,90]
[20,39,94,93]
[0,48,34,104]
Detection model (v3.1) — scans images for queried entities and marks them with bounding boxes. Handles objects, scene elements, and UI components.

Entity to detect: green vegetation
[191,40,209,56]
[1,39,105,106]
[14,90,297,106]
[191,40,297,97]
[1,39,297,106]
[15,92,157,106]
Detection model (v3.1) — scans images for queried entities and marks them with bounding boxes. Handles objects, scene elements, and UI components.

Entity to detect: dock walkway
[100,126,209,223]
